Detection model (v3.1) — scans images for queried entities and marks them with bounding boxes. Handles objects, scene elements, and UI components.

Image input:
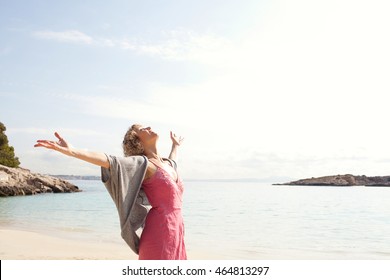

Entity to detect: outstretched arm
[34,132,110,168]
[168,131,184,161]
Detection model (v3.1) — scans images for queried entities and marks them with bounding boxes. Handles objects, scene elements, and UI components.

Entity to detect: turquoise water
[1,180,390,259]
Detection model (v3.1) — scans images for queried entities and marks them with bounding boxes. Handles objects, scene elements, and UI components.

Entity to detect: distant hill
[275,174,390,187]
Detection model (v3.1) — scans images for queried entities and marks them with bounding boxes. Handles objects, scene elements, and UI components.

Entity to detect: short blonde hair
[122,124,144,156]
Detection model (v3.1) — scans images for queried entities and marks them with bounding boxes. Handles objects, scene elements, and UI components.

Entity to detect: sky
[1,0,390,181]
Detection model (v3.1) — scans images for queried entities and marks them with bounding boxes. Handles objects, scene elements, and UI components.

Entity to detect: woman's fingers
[54,132,62,141]
[34,140,56,149]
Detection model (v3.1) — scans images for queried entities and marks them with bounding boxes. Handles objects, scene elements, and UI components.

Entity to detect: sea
[1,180,390,259]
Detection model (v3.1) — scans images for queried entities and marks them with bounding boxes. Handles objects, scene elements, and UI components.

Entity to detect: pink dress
[138,160,187,260]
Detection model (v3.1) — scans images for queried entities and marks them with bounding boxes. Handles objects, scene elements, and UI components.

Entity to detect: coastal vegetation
[0,122,20,168]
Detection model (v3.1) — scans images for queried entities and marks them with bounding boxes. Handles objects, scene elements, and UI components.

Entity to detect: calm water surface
[1,180,390,259]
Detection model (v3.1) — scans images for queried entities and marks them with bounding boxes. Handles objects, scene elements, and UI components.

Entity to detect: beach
[0,226,238,261]
[0,228,296,260]
[1,226,385,260]
[0,228,136,260]
[0,228,218,260]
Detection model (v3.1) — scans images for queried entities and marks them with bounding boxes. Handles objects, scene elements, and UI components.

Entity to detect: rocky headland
[0,164,80,197]
[275,174,390,186]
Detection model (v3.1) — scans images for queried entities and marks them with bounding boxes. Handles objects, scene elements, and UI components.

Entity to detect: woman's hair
[122,124,144,156]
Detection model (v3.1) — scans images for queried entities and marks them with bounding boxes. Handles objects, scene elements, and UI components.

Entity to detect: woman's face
[135,126,158,143]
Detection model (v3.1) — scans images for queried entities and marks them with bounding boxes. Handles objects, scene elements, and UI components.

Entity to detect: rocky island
[275,174,390,187]
[0,164,80,197]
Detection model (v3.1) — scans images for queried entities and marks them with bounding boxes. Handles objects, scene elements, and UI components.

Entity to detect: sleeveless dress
[138,159,187,260]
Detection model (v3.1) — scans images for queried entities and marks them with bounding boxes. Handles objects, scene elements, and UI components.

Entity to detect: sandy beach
[0,228,214,260]
[0,228,136,260]
[1,227,388,260]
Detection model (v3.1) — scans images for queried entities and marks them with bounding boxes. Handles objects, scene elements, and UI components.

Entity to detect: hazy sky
[1,0,390,180]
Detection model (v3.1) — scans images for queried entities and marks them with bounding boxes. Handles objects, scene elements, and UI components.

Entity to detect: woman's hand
[34,132,72,156]
[169,131,184,160]
[170,131,184,147]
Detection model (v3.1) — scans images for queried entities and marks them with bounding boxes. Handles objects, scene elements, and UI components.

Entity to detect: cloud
[7,127,104,137]
[119,30,231,62]
[32,28,230,62]
[51,92,181,128]
[32,30,93,44]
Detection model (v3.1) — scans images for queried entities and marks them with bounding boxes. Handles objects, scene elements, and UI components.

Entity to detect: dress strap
[148,157,177,171]
[163,158,177,171]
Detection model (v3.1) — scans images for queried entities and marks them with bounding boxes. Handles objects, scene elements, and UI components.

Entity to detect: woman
[34,124,187,260]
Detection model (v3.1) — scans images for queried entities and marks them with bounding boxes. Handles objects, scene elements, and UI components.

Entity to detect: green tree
[0,122,20,167]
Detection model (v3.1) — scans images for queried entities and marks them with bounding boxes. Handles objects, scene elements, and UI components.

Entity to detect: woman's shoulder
[162,158,177,170]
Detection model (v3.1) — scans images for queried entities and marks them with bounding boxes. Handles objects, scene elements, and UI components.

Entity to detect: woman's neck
[144,147,161,161]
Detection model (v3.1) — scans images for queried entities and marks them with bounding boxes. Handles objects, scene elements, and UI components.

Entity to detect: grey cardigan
[101,155,149,255]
